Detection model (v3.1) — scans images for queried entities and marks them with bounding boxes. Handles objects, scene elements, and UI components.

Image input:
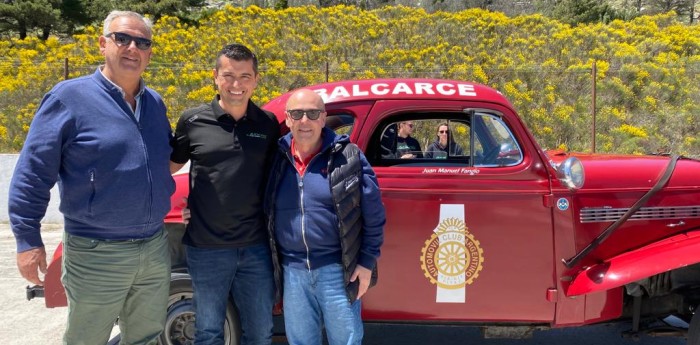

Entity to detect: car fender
[44,242,66,308]
[565,229,700,296]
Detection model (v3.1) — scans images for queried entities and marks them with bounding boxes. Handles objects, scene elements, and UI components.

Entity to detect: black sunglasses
[106,32,152,50]
[287,109,324,120]
[439,130,449,134]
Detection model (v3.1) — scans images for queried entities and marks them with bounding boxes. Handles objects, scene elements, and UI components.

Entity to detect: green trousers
[61,228,171,345]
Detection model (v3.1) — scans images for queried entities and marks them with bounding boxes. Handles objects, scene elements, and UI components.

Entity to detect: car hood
[546,150,700,190]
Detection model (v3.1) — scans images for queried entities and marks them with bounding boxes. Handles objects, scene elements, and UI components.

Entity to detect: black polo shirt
[397,136,423,158]
[170,96,280,247]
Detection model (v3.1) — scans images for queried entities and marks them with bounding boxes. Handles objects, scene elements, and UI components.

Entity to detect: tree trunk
[690,0,696,23]
[18,20,27,40]
[41,26,51,40]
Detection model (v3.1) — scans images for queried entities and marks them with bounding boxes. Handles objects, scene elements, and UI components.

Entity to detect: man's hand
[350,265,372,300]
[181,197,190,224]
[400,153,415,159]
[17,247,47,286]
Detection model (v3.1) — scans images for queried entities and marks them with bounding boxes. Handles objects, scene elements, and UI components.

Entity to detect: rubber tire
[161,273,241,345]
[107,273,242,344]
[689,306,700,345]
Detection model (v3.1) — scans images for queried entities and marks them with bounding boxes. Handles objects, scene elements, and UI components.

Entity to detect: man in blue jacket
[8,10,174,345]
[264,89,385,345]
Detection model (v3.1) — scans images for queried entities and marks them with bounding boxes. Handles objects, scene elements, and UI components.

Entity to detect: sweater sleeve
[357,152,386,270]
[9,93,72,252]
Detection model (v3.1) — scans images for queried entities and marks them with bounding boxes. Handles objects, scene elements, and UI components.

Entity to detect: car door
[354,100,557,323]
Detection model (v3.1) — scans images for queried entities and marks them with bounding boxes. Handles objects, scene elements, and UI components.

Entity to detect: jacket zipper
[117,89,153,233]
[134,100,152,234]
[299,178,311,271]
[286,147,318,272]
[141,127,153,234]
[88,169,96,215]
[288,141,338,272]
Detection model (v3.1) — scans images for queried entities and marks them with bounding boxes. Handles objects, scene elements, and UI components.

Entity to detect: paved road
[0,224,687,345]
[1,223,65,344]
[360,322,685,345]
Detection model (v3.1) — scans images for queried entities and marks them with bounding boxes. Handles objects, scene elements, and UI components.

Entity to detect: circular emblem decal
[420,218,484,289]
[557,198,569,211]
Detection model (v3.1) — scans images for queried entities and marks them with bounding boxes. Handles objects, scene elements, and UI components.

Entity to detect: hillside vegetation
[0,5,698,155]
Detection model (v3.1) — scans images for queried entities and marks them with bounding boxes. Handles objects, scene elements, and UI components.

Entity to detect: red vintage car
[29,79,700,345]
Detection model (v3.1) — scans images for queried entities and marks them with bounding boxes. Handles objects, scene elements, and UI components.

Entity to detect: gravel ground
[1,223,66,345]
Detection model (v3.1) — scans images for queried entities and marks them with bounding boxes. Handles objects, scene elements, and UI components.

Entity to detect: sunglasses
[403,123,414,128]
[287,109,323,120]
[106,32,152,51]
[439,130,449,134]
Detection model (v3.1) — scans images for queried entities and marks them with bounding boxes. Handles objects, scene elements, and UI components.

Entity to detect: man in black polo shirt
[170,44,280,345]
[396,121,422,159]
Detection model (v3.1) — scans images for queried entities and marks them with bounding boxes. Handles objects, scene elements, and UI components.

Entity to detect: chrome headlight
[556,157,585,190]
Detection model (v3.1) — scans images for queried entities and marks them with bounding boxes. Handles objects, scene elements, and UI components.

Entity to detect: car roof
[264,78,512,110]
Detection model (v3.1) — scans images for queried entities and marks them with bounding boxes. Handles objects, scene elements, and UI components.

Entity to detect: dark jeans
[186,243,275,345]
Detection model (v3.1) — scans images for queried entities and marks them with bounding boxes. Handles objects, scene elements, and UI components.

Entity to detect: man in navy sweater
[8,10,174,345]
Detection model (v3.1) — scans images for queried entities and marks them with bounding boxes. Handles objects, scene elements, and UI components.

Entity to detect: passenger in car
[396,121,423,158]
[424,123,464,159]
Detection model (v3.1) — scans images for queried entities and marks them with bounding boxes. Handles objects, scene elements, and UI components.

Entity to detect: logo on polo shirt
[247,132,268,139]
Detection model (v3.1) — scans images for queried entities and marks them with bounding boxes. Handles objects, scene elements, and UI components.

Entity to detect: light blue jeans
[283,263,363,345]
[186,243,275,345]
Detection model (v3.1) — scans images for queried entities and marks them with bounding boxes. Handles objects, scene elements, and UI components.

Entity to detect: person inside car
[424,122,464,159]
[395,121,423,159]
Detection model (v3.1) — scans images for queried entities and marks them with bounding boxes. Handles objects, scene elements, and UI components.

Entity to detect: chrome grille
[580,205,700,223]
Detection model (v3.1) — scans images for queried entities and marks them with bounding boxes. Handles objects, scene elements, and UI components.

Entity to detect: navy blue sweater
[9,69,175,252]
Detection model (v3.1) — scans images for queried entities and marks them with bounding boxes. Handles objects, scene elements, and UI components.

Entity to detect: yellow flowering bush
[0,5,698,156]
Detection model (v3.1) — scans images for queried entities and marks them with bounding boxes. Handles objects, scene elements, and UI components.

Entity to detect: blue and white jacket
[265,127,385,301]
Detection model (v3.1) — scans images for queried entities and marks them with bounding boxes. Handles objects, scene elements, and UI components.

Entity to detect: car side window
[471,114,523,167]
[369,113,522,168]
[325,114,354,135]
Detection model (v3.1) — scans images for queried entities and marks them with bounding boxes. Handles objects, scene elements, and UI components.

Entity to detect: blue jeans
[186,243,275,345]
[283,263,363,345]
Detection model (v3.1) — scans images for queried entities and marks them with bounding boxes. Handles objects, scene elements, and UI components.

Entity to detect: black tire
[689,306,700,345]
[161,273,241,345]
